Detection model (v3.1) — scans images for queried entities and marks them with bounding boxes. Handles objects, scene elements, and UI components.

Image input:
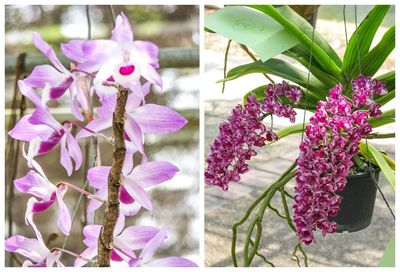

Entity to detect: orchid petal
[28,106,63,131]
[18,80,45,107]
[74,246,97,267]
[130,104,187,134]
[122,179,152,212]
[139,228,168,264]
[133,41,159,68]
[8,115,53,142]
[32,32,67,73]
[56,186,71,236]
[111,12,133,44]
[128,161,179,188]
[82,225,101,247]
[145,257,198,267]
[87,187,107,214]
[5,235,48,263]
[49,76,74,100]
[14,170,55,199]
[116,225,159,250]
[120,200,142,217]
[60,136,73,176]
[76,117,112,140]
[140,63,162,88]
[23,65,66,90]
[46,250,62,267]
[66,132,82,170]
[87,166,110,189]
[124,117,144,153]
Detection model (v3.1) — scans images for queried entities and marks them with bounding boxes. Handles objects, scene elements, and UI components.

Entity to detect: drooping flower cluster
[205,81,302,190]
[6,12,196,267]
[293,75,387,245]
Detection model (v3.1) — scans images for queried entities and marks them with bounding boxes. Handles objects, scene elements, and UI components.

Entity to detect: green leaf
[204,6,299,61]
[276,123,307,139]
[368,109,395,128]
[376,70,395,90]
[359,142,395,191]
[342,5,391,77]
[378,235,395,267]
[351,25,395,78]
[220,59,327,99]
[249,5,342,79]
[284,46,340,88]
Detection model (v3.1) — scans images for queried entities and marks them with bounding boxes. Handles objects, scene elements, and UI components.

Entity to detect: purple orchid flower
[23,32,89,121]
[61,12,161,91]
[75,215,159,267]
[13,155,71,236]
[75,82,187,156]
[8,82,82,176]
[86,160,179,217]
[5,209,64,267]
[128,228,197,267]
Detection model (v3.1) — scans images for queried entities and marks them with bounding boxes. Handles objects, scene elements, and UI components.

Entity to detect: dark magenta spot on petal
[38,130,64,154]
[50,76,73,99]
[119,65,135,76]
[111,250,123,262]
[32,192,57,213]
[119,186,135,204]
[106,75,115,82]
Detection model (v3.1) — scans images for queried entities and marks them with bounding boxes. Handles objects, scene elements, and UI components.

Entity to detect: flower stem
[68,120,114,145]
[57,182,105,204]
[70,68,96,78]
[97,85,130,267]
[51,247,96,264]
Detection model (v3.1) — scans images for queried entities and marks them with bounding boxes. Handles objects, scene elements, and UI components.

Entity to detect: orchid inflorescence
[293,75,387,245]
[205,81,302,190]
[6,12,196,267]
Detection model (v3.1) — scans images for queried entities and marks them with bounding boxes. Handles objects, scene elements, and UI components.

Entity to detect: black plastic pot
[331,170,380,233]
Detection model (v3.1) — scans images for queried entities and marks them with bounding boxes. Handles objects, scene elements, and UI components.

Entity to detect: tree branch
[97,86,129,267]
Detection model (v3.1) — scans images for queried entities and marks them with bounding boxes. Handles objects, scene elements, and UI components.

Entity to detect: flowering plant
[205,5,395,267]
[6,12,197,267]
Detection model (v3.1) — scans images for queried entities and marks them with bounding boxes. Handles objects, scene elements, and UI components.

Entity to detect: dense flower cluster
[294,75,387,245]
[205,81,302,190]
[6,13,196,267]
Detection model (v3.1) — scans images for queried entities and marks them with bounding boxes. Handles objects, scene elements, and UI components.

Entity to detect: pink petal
[38,130,64,154]
[120,201,142,217]
[56,186,71,236]
[125,117,144,153]
[18,80,45,107]
[87,187,107,214]
[139,228,168,264]
[23,65,66,89]
[111,12,133,44]
[116,225,159,251]
[66,132,82,171]
[5,235,48,263]
[145,257,198,267]
[87,166,110,189]
[123,140,139,174]
[128,161,179,188]
[123,179,153,212]
[31,193,56,213]
[14,170,55,200]
[28,106,63,132]
[32,32,67,73]
[74,246,97,267]
[133,41,159,68]
[8,115,53,142]
[49,76,74,100]
[130,104,187,134]
[60,136,73,176]
[120,186,134,204]
[82,225,102,247]
[76,117,112,140]
[140,63,162,88]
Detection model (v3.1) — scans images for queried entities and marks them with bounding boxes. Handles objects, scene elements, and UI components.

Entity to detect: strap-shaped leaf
[342,5,391,76]
[378,236,395,267]
[359,142,395,191]
[220,59,327,99]
[284,46,340,88]
[368,109,395,128]
[374,71,395,106]
[350,25,395,78]
[249,5,342,79]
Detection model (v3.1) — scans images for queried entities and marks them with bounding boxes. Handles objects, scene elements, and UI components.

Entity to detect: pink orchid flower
[86,160,179,217]
[5,209,64,267]
[61,12,161,91]
[13,155,71,236]
[8,83,82,176]
[23,32,89,121]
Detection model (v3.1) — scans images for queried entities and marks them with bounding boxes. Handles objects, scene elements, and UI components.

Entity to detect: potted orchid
[5,11,197,267]
[205,5,395,267]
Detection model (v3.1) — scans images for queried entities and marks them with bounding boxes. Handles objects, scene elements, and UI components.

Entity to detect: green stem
[222,39,232,94]
[365,132,395,139]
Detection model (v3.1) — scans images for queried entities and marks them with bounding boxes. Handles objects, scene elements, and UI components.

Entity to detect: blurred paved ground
[204,100,395,267]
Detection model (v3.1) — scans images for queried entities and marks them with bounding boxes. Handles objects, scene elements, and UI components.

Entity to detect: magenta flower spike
[294,77,387,245]
[13,156,72,236]
[86,160,179,216]
[9,81,82,175]
[61,12,162,90]
[23,32,89,121]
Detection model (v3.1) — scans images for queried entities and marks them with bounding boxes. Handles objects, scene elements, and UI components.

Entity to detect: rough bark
[97,86,129,267]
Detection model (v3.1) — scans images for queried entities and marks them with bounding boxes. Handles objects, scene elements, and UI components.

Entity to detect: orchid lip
[119,65,136,76]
